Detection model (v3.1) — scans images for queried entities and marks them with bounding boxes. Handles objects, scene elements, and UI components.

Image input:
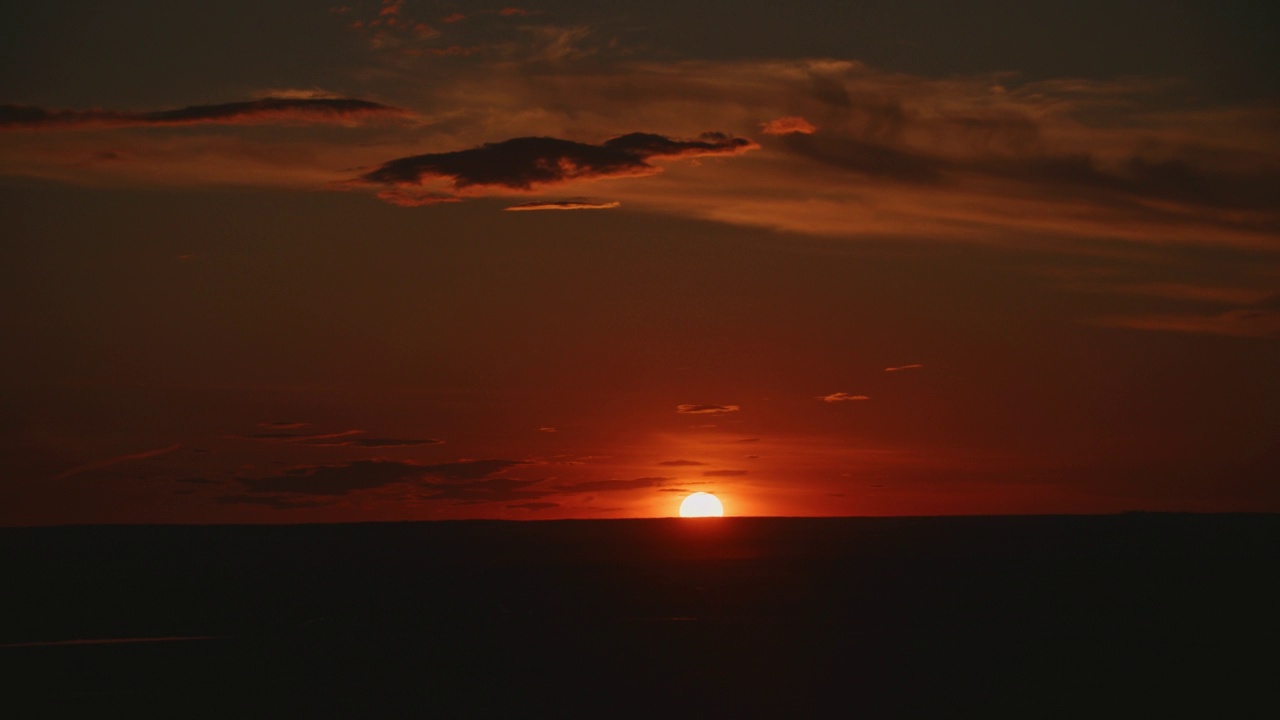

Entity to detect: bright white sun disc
[679,492,724,517]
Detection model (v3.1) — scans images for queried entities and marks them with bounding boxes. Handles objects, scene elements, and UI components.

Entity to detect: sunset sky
[2,0,1277,524]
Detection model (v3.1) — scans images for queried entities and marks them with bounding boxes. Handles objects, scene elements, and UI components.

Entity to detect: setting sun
[678,492,724,518]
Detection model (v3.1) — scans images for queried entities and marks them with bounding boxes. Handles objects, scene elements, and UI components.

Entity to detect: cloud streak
[353,131,756,205]
[0,97,409,131]
[554,477,670,492]
[504,199,621,211]
[819,393,869,402]
[676,404,740,415]
[52,444,182,481]
[238,459,526,496]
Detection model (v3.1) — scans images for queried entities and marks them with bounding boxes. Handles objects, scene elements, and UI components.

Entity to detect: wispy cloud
[504,199,620,211]
[884,364,924,372]
[424,477,551,504]
[1094,307,1280,338]
[554,477,670,492]
[819,392,870,402]
[53,444,182,481]
[238,459,526,496]
[307,436,446,448]
[676,404,740,415]
[0,97,408,131]
[231,429,365,443]
[508,501,558,511]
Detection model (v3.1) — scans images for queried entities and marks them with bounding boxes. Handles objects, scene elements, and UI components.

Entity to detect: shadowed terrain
[2,515,1276,717]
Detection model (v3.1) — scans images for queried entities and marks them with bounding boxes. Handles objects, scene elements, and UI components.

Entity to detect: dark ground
[2,514,1277,718]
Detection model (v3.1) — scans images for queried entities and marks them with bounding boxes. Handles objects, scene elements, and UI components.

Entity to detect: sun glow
[678,492,724,517]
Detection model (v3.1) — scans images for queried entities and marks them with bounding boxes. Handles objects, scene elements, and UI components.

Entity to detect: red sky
[1,1,1278,524]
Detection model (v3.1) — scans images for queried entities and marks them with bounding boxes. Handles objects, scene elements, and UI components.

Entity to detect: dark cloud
[504,199,621,211]
[419,459,530,480]
[355,131,755,203]
[424,477,551,505]
[258,421,308,429]
[231,430,364,442]
[703,470,748,477]
[52,444,181,480]
[885,364,924,372]
[676,404,741,415]
[215,494,324,510]
[783,111,1280,217]
[239,459,525,496]
[554,477,669,492]
[783,132,945,184]
[658,459,707,466]
[507,501,559,511]
[0,97,408,131]
[240,460,425,495]
[308,437,446,448]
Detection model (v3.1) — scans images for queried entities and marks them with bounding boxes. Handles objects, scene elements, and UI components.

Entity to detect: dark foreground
[2,515,1277,718]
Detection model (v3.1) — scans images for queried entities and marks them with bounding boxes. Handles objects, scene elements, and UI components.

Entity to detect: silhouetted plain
[2,515,1275,717]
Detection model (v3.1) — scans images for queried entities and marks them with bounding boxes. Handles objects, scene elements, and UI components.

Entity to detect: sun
[678,492,724,518]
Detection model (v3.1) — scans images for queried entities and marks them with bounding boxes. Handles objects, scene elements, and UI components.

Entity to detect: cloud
[441,13,465,23]
[1105,283,1275,306]
[231,429,364,443]
[424,477,552,504]
[819,392,870,402]
[216,494,324,509]
[257,421,309,429]
[8,52,1276,256]
[658,459,707,466]
[238,459,526,496]
[53,444,181,481]
[504,199,621,211]
[676,404,740,415]
[416,459,531,480]
[0,97,409,131]
[554,477,669,492]
[884,364,924,372]
[508,501,558,511]
[353,131,756,205]
[412,22,441,39]
[702,469,748,477]
[761,116,818,135]
[240,460,426,495]
[308,437,446,448]
[1093,307,1280,338]
[500,8,530,17]
[538,427,558,433]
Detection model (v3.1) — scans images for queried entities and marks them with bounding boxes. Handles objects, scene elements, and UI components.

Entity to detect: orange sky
[1,1,1277,524]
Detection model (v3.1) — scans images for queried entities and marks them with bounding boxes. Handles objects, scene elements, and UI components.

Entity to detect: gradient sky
[2,0,1278,524]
